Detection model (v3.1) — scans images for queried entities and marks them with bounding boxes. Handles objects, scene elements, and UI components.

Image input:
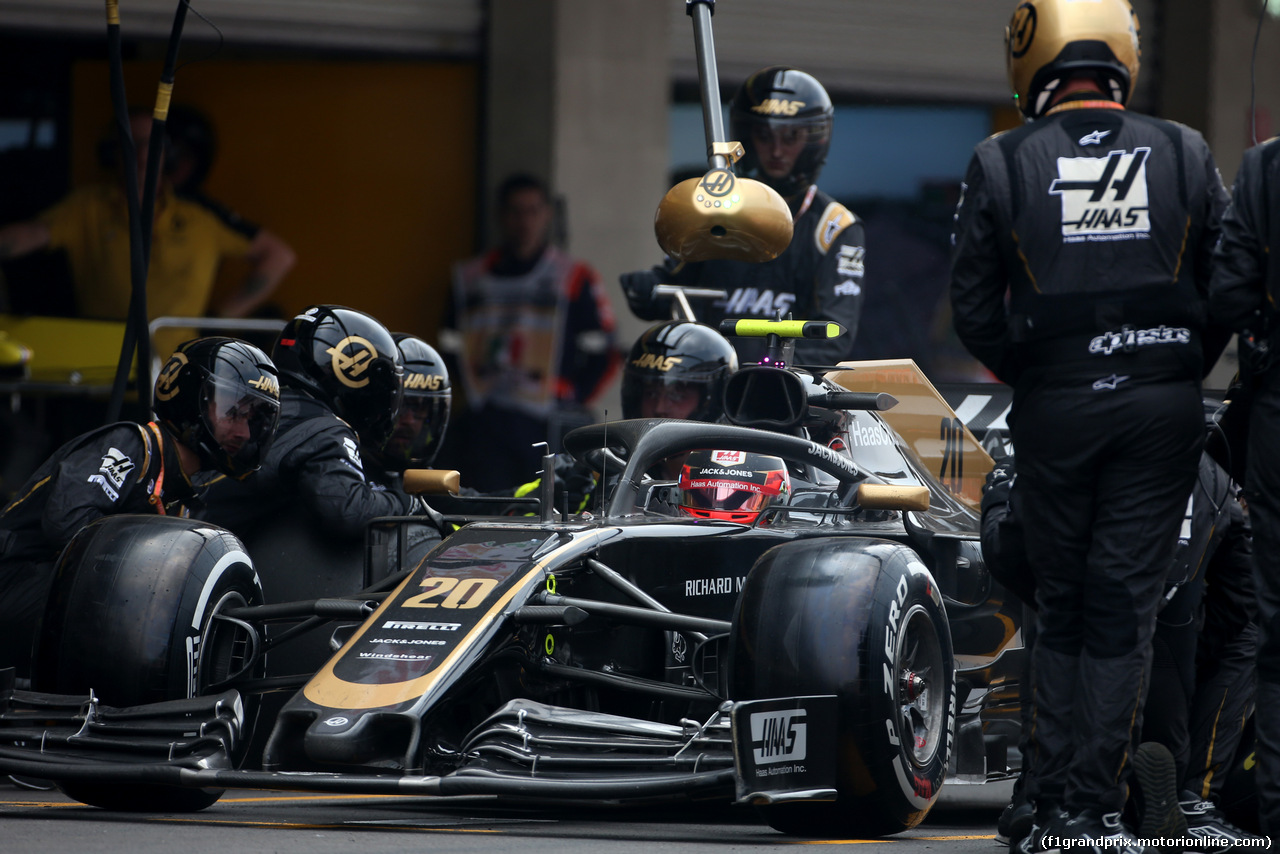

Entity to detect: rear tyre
[731,538,954,838]
[34,515,264,812]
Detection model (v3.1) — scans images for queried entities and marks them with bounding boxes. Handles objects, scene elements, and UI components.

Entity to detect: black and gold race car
[0,333,1024,839]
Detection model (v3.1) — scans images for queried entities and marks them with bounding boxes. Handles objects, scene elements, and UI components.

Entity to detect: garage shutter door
[0,0,483,54]
[670,0,1159,107]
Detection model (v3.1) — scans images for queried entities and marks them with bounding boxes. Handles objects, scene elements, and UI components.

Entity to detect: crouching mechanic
[0,337,281,678]
[199,306,449,599]
[511,320,739,515]
[364,333,464,546]
[368,333,452,478]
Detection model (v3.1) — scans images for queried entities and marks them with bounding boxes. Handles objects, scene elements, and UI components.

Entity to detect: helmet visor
[731,110,832,196]
[383,390,451,470]
[678,478,773,513]
[626,377,707,421]
[205,377,280,475]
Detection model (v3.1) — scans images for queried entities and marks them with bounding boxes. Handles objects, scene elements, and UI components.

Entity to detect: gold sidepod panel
[403,469,460,495]
[655,171,793,264]
[828,359,994,508]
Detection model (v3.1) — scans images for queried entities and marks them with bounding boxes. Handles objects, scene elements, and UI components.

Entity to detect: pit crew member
[0,337,280,678]
[513,320,738,515]
[982,451,1262,851]
[199,305,448,556]
[1209,133,1280,837]
[949,0,1229,848]
[621,67,866,367]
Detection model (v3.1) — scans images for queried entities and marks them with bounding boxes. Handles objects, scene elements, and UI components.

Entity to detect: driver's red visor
[679,479,771,512]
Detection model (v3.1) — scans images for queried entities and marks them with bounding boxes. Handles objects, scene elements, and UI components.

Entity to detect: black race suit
[1209,135,1280,835]
[0,421,196,676]
[621,186,866,367]
[951,99,1228,818]
[982,452,1257,810]
[199,387,419,603]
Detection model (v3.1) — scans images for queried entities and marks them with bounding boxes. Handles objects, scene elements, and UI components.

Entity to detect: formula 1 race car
[0,326,1023,839]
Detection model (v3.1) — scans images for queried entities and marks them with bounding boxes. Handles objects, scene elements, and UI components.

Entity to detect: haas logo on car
[749,709,807,765]
[711,450,745,466]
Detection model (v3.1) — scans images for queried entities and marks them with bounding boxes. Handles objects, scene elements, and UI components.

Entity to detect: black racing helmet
[677,449,792,525]
[1005,0,1140,119]
[381,333,452,471]
[621,321,738,422]
[271,305,404,450]
[729,66,834,200]
[153,337,281,478]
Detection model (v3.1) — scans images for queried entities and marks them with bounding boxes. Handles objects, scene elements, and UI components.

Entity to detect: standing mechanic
[1209,134,1280,837]
[982,449,1262,852]
[620,67,866,367]
[949,0,1228,849]
[0,337,281,679]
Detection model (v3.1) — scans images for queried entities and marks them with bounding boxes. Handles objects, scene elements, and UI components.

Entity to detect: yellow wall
[70,59,478,340]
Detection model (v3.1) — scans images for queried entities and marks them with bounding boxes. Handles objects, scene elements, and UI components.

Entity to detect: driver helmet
[153,337,281,479]
[622,321,738,422]
[379,333,452,471]
[1005,0,1140,119]
[729,66,834,200]
[677,449,791,524]
[271,305,404,450]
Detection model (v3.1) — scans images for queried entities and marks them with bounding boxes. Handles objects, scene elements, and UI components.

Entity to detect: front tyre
[34,515,264,812]
[730,538,955,838]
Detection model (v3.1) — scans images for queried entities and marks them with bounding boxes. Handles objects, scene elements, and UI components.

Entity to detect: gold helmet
[1006,0,1140,119]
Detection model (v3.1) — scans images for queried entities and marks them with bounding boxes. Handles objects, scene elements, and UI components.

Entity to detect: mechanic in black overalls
[620,67,866,368]
[982,447,1262,851]
[0,337,281,679]
[949,1,1229,849]
[364,332,458,557]
[1209,135,1280,838]
[199,305,449,604]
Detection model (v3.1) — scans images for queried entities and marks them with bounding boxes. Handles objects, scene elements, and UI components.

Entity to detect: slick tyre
[34,515,264,812]
[730,538,954,838]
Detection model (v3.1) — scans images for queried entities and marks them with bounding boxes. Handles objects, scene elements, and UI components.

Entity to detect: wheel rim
[894,603,945,767]
[201,589,258,692]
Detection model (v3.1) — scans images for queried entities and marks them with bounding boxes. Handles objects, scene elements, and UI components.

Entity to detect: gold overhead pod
[403,469,460,496]
[660,2,793,264]
[655,142,793,263]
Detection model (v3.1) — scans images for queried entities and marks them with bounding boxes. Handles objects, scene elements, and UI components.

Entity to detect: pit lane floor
[0,778,1014,854]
